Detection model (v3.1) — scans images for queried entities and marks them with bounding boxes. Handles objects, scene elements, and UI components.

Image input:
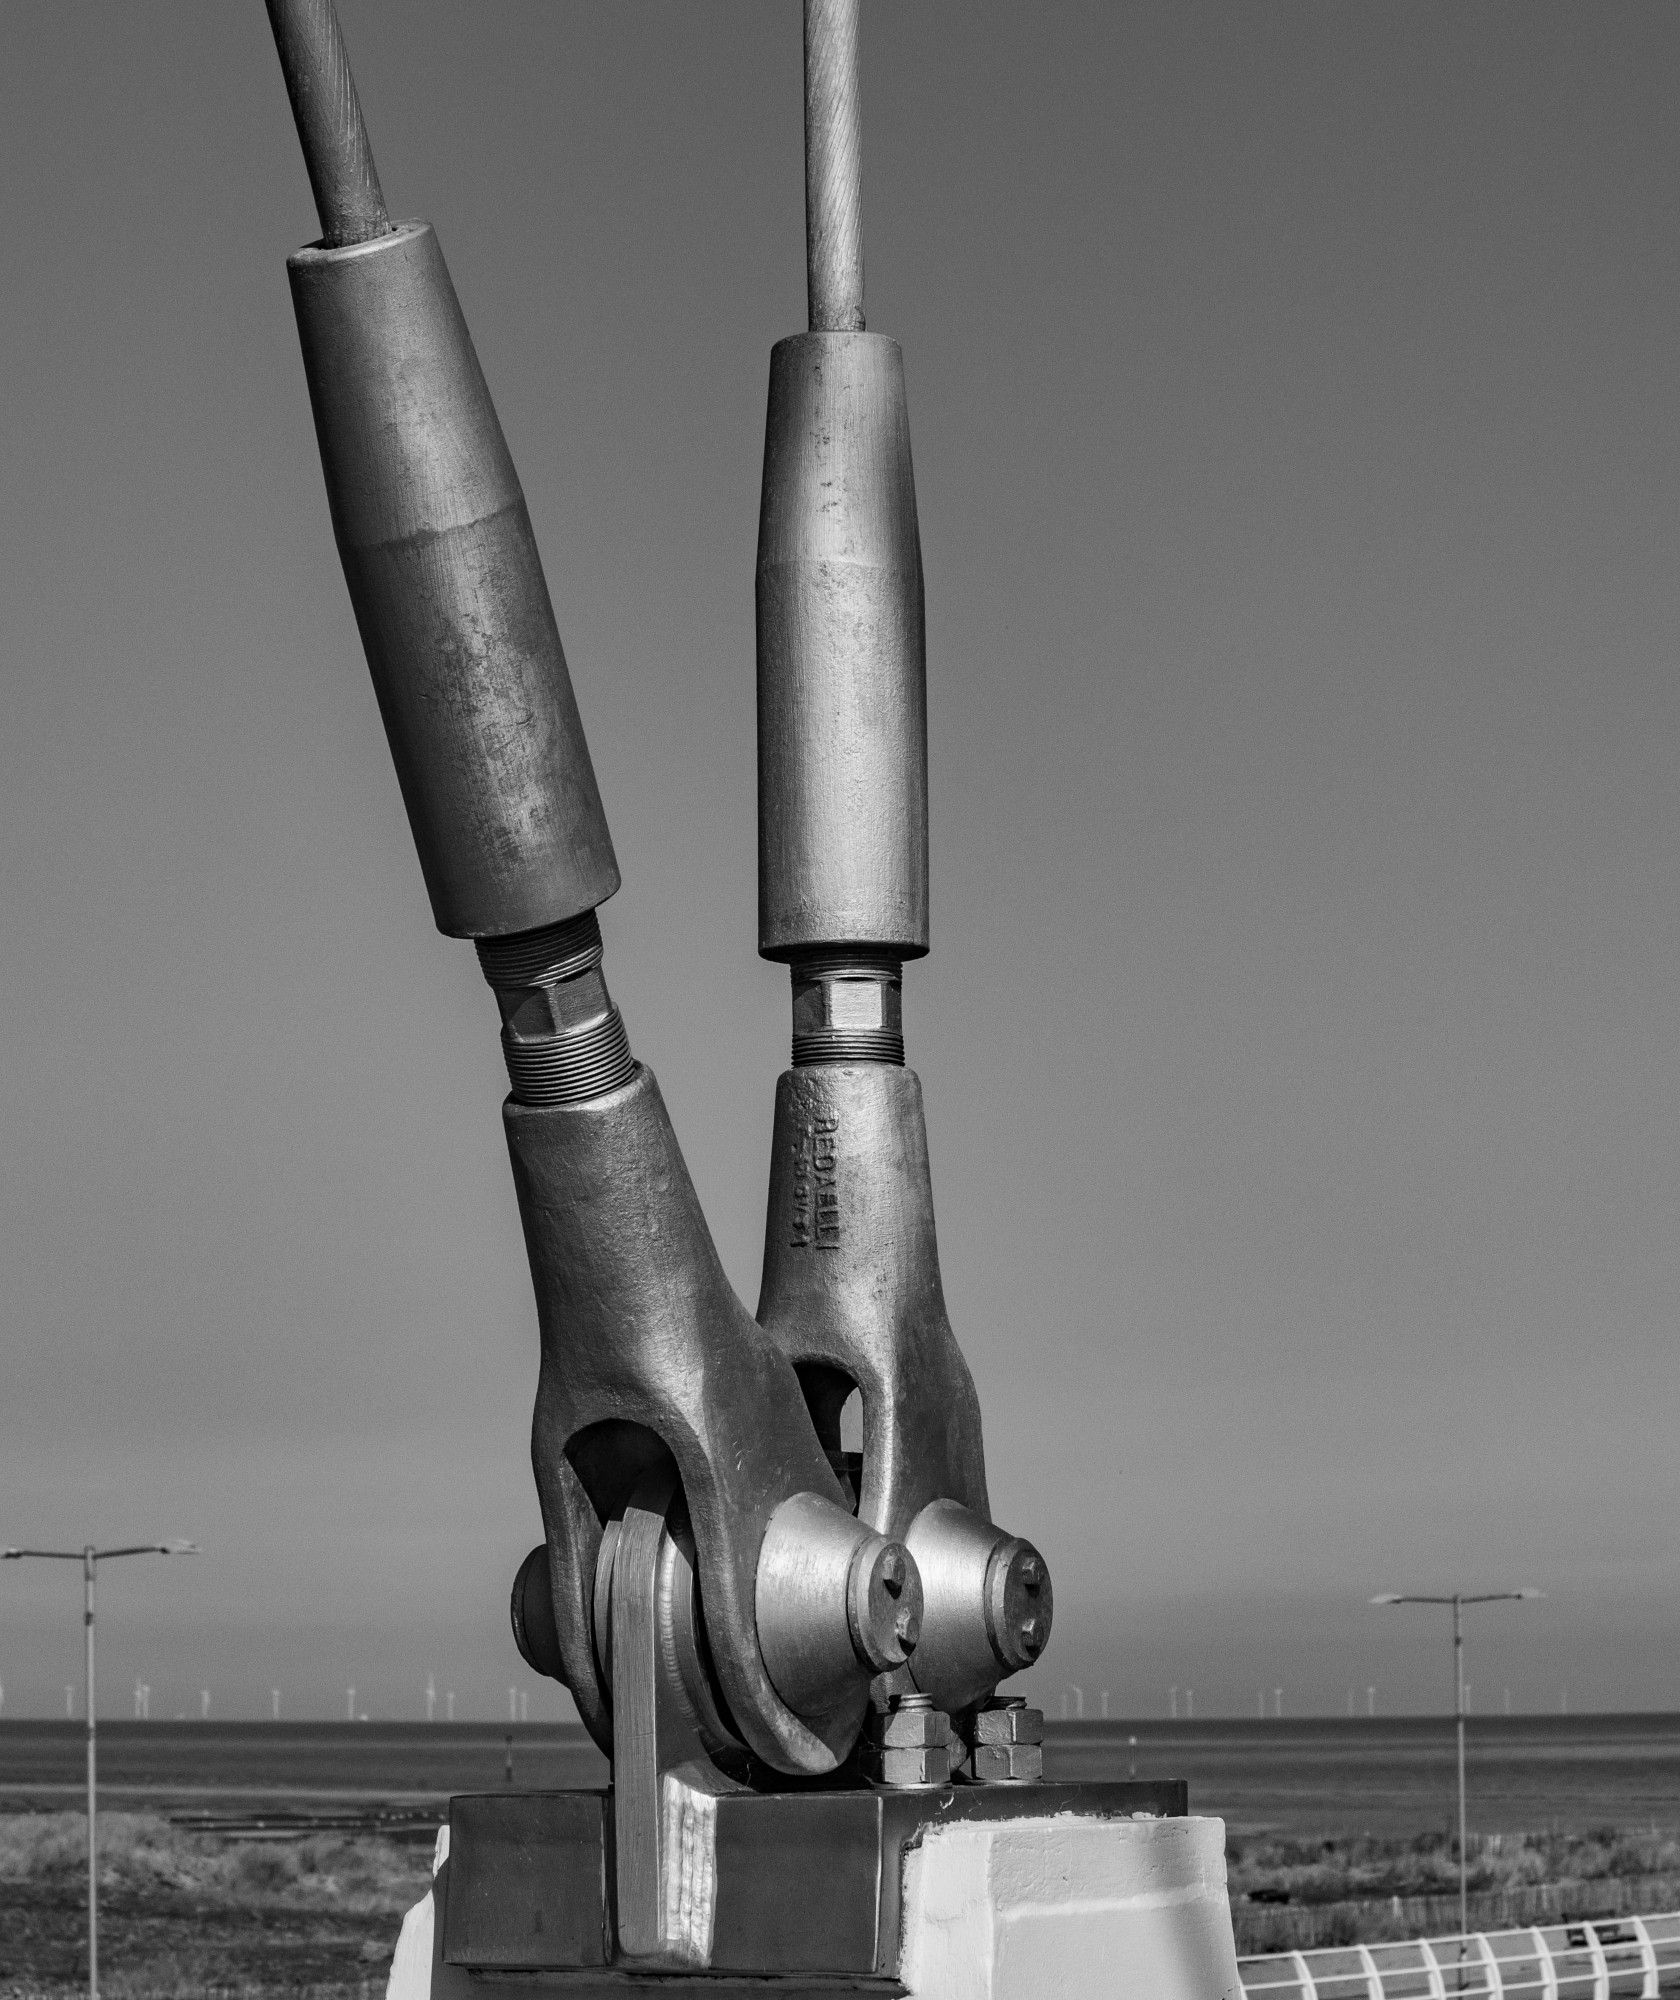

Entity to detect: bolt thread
[790,949,901,982]
[476,911,603,991]
[501,1011,636,1106]
[793,1027,905,1066]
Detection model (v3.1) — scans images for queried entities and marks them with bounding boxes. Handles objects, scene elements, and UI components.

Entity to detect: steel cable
[265,0,391,247]
[804,0,865,331]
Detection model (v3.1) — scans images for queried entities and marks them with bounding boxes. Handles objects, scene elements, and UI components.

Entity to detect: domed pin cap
[985,1538,1053,1673]
[850,1536,924,1672]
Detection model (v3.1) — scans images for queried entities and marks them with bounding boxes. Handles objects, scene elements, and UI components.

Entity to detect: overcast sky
[2,1,1677,1722]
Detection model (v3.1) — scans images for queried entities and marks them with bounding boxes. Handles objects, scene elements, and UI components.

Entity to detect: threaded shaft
[790,952,903,1067]
[502,1014,635,1105]
[478,912,636,1107]
[476,910,603,990]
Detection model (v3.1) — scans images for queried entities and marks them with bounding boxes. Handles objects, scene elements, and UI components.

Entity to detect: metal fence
[1238,1911,1680,1998]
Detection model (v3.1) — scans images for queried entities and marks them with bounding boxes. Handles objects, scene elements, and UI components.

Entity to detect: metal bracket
[604,1472,746,1965]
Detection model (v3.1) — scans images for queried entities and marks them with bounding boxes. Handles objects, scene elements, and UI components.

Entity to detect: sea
[3,1714,1677,1840]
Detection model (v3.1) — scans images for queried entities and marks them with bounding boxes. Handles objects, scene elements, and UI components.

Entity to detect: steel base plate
[443,1780,1187,1982]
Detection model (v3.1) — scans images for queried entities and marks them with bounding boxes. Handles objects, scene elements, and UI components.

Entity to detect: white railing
[1238,1910,1680,1998]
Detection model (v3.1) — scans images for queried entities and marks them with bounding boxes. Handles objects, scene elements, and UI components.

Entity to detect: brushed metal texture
[757,331,928,959]
[288,220,619,939]
[804,0,864,333]
[265,0,389,247]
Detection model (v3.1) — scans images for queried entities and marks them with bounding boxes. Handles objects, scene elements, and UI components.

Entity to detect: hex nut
[876,1744,954,1788]
[968,1741,1043,1783]
[504,967,612,1040]
[879,1704,953,1750]
[971,1702,1044,1748]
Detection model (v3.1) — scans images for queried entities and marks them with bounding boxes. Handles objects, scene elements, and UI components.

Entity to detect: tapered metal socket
[288,220,619,939]
[757,331,927,959]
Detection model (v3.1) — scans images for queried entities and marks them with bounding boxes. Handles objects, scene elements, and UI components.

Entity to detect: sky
[2,1,1678,1724]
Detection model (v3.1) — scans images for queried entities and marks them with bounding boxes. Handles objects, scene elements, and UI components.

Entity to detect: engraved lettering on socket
[788,1116,841,1250]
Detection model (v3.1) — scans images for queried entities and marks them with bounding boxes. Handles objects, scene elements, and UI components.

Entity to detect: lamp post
[3,1541,198,2000]
[1370,1588,1540,1938]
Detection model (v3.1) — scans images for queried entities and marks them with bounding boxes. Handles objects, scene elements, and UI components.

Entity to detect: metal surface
[804,0,864,333]
[505,1065,865,1776]
[757,331,928,959]
[287,219,619,939]
[605,1472,744,1963]
[857,1692,958,1789]
[265,0,390,248]
[84,1552,95,2000]
[266,12,1072,1941]
[902,1499,1052,1715]
[477,912,636,1106]
[509,1543,565,1683]
[444,1792,610,1970]
[755,1491,921,1746]
[444,1781,1189,1977]
[790,953,903,1066]
[758,1065,988,1539]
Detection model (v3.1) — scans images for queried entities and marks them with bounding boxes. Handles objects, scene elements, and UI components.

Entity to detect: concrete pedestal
[897,1812,1242,1999]
[388,1811,1242,1999]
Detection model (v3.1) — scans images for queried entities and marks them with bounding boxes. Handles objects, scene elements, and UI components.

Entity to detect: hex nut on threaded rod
[477,912,635,1106]
[791,953,904,1066]
[959,1696,1045,1784]
[859,1692,960,1788]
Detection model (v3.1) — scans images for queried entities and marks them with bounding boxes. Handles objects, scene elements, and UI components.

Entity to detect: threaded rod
[804,0,864,331]
[265,0,391,248]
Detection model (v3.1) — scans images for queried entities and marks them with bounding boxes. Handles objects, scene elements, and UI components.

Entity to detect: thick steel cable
[804,0,864,331]
[265,0,391,247]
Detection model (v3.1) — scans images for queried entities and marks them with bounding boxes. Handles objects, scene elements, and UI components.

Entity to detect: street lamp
[1370,1588,1541,1939]
[3,1541,198,2000]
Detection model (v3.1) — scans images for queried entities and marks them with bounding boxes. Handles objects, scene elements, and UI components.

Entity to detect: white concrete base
[387,1827,472,2000]
[898,1813,1242,2000]
[388,1812,1243,2000]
